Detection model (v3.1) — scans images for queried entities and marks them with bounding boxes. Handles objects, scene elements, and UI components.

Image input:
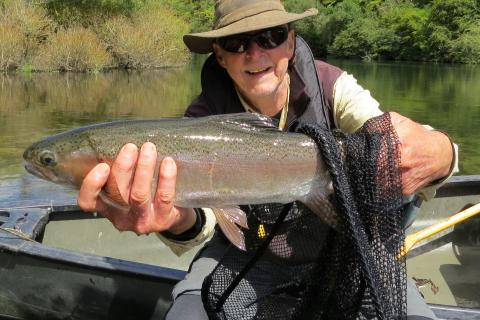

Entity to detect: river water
[0,58,479,207]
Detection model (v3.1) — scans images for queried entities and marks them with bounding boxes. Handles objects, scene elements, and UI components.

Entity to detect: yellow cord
[257,224,266,239]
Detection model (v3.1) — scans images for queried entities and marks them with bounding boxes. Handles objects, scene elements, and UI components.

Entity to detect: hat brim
[184,8,318,54]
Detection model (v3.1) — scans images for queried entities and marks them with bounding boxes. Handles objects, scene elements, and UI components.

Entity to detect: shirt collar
[284,64,310,130]
[234,68,309,131]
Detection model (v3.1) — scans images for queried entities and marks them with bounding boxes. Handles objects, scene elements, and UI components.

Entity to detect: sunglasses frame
[216,25,290,54]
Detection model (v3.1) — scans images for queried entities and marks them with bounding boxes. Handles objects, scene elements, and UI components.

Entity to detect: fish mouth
[24,162,59,183]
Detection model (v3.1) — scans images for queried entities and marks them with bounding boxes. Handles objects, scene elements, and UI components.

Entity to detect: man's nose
[245,41,265,59]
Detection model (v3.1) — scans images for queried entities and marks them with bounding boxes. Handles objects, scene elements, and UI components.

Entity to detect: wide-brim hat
[184,0,318,54]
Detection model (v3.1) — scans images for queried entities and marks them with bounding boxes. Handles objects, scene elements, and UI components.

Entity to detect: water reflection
[0,58,203,207]
[0,58,479,207]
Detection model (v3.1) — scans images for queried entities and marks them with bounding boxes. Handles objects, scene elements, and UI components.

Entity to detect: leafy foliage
[2,0,480,69]
[284,0,480,63]
[0,23,25,70]
[0,0,190,71]
[41,0,146,27]
[449,22,480,63]
[0,0,55,70]
[377,2,428,60]
[331,16,396,60]
[161,0,214,32]
[100,3,189,68]
[32,27,112,72]
[422,0,480,62]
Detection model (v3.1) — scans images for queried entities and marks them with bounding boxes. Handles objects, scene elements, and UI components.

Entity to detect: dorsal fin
[211,112,281,132]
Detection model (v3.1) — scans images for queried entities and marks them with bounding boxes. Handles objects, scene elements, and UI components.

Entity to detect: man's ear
[213,43,227,68]
[287,30,295,59]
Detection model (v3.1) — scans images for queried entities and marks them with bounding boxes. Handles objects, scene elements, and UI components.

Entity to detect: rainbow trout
[23,113,335,249]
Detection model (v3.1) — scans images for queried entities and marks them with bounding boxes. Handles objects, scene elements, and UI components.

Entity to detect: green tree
[450,22,480,63]
[162,0,214,32]
[330,15,395,60]
[284,0,480,63]
[286,0,365,57]
[422,0,479,61]
[378,1,428,60]
[284,0,331,57]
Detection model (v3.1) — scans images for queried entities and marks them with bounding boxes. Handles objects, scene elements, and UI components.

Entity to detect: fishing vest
[198,37,350,320]
[198,36,342,131]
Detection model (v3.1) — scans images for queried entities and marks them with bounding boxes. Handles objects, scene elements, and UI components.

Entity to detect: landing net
[202,113,407,320]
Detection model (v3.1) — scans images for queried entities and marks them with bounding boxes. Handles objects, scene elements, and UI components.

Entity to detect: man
[77,1,457,319]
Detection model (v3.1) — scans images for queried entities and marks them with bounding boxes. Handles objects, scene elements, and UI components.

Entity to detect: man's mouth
[245,67,271,75]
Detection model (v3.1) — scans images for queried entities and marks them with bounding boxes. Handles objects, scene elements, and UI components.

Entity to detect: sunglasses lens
[218,26,288,53]
[218,35,249,53]
[257,28,288,49]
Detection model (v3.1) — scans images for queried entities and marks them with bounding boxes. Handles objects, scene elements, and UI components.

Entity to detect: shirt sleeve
[156,208,217,256]
[333,72,384,133]
[333,72,459,200]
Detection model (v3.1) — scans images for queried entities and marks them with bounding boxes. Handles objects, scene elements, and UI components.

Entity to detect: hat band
[214,1,285,29]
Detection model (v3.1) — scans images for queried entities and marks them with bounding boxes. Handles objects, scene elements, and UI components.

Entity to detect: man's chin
[246,85,279,98]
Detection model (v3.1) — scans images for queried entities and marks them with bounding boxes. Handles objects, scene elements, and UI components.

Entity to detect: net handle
[402,202,480,255]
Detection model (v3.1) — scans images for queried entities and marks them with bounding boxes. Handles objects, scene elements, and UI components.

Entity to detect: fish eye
[39,150,57,167]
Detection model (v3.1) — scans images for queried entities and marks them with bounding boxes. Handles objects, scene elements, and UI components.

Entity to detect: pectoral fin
[303,181,339,229]
[304,195,338,229]
[97,169,130,210]
[212,207,248,251]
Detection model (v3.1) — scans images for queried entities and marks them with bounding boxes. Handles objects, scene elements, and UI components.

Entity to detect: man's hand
[390,112,454,195]
[77,142,196,235]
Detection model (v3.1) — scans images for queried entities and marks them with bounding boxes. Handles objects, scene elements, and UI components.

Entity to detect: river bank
[1,0,479,73]
[0,0,189,72]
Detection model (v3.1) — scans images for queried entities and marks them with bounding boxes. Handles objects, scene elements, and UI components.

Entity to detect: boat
[1,175,479,320]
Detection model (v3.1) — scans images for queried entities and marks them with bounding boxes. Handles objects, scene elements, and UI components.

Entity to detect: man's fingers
[154,157,177,217]
[78,144,180,234]
[77,163,110,212]
[129,142,157,212]
[108,143,138,204]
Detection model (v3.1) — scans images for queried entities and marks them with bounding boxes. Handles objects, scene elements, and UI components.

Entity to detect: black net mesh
[201,113,407,320]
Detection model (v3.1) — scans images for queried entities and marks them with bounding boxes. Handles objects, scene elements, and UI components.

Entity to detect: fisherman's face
[213,27,295,102]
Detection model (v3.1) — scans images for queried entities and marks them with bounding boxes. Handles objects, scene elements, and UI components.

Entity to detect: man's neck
[236,75,290,117]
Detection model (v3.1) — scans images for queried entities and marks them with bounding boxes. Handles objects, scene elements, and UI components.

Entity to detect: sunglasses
[217,26,289,53]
